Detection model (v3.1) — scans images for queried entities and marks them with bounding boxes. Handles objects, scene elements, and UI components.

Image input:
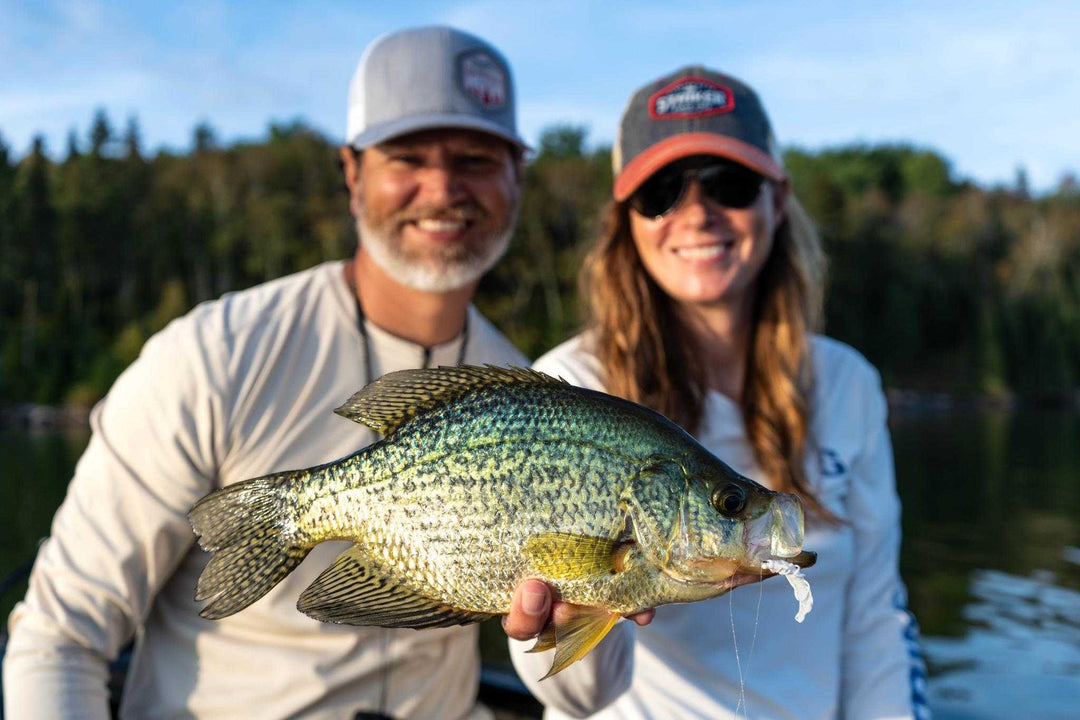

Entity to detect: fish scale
[189,365,815,677]
[303,440,635,612]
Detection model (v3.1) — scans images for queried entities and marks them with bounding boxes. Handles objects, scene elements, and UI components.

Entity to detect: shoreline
[886,388,1080,414]
[4,389,1080,431]
[0,404,91,432]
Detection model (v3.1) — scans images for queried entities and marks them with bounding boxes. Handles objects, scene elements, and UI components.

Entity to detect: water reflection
[922,568,1080,720]
[891,407,1079,719]
[0,428,90,623]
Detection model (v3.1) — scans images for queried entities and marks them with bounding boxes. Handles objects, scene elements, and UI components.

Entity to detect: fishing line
[747,570,764,674]
[742,569,767,719]
[729,591,748,720]
[730,570,767,720]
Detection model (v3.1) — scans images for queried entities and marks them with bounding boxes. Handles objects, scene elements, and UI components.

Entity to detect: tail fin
[189,470,311,619]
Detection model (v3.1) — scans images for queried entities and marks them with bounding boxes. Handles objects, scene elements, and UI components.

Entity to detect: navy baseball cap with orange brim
[612,66,786,202]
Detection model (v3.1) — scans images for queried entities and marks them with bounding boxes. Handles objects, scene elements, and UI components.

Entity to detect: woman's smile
[670,238,737,263]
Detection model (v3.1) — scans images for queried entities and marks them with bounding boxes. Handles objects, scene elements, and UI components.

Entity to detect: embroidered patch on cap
[458,50,507,109]
[649,76,734,120]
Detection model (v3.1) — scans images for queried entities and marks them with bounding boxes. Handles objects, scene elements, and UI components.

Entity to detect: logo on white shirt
[819,448,847,477]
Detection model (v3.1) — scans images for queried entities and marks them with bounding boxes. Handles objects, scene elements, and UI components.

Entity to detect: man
[4,26,549,719]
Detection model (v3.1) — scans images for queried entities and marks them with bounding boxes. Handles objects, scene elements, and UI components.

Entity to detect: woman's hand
[502,579,655,641]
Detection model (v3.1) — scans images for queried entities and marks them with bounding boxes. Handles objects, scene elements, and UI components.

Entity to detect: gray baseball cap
[613,66,786,201]
[346,26,527,150]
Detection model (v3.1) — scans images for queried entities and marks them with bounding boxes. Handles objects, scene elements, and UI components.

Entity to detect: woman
[505,67,928,720]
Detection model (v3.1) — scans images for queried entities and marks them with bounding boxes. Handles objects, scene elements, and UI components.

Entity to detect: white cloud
[0,71,152,119]
[57,0,107,34]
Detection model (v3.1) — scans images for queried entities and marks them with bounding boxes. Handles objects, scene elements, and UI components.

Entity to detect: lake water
[889,407,1079,719]
[2,407,1078,718]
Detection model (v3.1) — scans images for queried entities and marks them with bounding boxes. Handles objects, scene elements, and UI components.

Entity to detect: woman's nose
[671,178,711,224]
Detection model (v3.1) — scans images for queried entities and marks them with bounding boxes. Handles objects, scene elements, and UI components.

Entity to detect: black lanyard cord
[349,291,468,719]
[354,297,469,384]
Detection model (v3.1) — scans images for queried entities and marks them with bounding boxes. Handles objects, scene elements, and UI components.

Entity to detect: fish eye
[711,484,747,517]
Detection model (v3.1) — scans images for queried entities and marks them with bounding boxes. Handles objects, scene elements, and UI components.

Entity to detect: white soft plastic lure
[761,558,814,622]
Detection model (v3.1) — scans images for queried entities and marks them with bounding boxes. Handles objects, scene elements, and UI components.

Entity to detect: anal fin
[541,605,620,679]
[297,545,492,628]
[527,623,557,654]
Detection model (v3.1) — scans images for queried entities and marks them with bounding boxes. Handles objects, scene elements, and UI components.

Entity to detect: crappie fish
[189,365,815,677]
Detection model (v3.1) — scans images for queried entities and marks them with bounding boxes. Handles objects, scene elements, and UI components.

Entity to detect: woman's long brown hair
[583,190,834,521]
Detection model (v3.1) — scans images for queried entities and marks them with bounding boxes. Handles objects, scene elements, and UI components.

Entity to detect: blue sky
[1,0,1077,192]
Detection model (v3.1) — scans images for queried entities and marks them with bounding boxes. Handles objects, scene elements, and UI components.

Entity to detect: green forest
[1,112,1079,408]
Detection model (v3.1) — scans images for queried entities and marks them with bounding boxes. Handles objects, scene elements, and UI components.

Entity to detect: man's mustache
[393,204,483,224]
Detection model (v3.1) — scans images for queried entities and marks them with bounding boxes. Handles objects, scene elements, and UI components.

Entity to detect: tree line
[1,112,1078,407]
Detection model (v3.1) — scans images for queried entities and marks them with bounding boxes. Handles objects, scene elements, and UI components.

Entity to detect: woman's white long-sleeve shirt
[512,334,929,720]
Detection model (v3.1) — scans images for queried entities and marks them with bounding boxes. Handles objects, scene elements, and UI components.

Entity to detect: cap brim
[348,113,531,151]
[613,132,786,201]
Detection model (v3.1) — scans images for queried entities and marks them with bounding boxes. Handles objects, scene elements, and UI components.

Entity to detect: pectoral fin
[297,545,492,628]
[523,532,621,580]
[540,605,620,679]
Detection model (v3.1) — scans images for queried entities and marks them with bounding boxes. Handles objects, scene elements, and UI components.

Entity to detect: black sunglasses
[629,160,766,219]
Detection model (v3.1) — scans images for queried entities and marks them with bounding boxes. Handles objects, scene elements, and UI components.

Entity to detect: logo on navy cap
[458,51,507,109]
[649,76,734,120]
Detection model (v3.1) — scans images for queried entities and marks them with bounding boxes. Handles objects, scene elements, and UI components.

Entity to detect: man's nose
[415,165,467,206]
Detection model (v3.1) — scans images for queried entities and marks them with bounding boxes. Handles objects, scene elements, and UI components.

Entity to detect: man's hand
[501,579,655,641]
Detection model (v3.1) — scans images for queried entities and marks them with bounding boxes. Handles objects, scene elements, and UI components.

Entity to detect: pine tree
[123,116,142,160]
[65,129,81,162]
[89,109,113,157]
[12,136,58,398]
[193,122,217,153]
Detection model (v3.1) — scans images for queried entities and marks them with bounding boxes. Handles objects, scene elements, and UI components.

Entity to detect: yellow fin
[334,365,563,435]
[524,533,620,580]
[542,605,620,679]
[527,623,557,653]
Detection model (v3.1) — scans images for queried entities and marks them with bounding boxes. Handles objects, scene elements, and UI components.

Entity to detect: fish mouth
[668,550,817,588]
[787,550,817,569]
[727,550,817,589]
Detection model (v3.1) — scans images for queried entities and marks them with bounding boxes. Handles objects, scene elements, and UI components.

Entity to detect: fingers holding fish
[502,579,656,643]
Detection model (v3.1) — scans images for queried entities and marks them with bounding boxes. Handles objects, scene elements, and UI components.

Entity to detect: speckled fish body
[190,366,814,677]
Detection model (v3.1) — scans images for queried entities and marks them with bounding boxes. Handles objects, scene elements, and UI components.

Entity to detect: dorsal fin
[334,364,565,435]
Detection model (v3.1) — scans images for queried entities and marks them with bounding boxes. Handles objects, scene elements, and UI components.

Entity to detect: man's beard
[356,200,517,293]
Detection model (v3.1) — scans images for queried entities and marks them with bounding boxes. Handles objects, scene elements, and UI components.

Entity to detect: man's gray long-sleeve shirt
[4,260,527,719]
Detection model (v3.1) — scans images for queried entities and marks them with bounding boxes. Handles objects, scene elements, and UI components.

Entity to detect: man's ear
[340,146,362,214]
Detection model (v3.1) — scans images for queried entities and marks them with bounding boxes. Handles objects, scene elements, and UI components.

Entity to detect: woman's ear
[773,179,791,223]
